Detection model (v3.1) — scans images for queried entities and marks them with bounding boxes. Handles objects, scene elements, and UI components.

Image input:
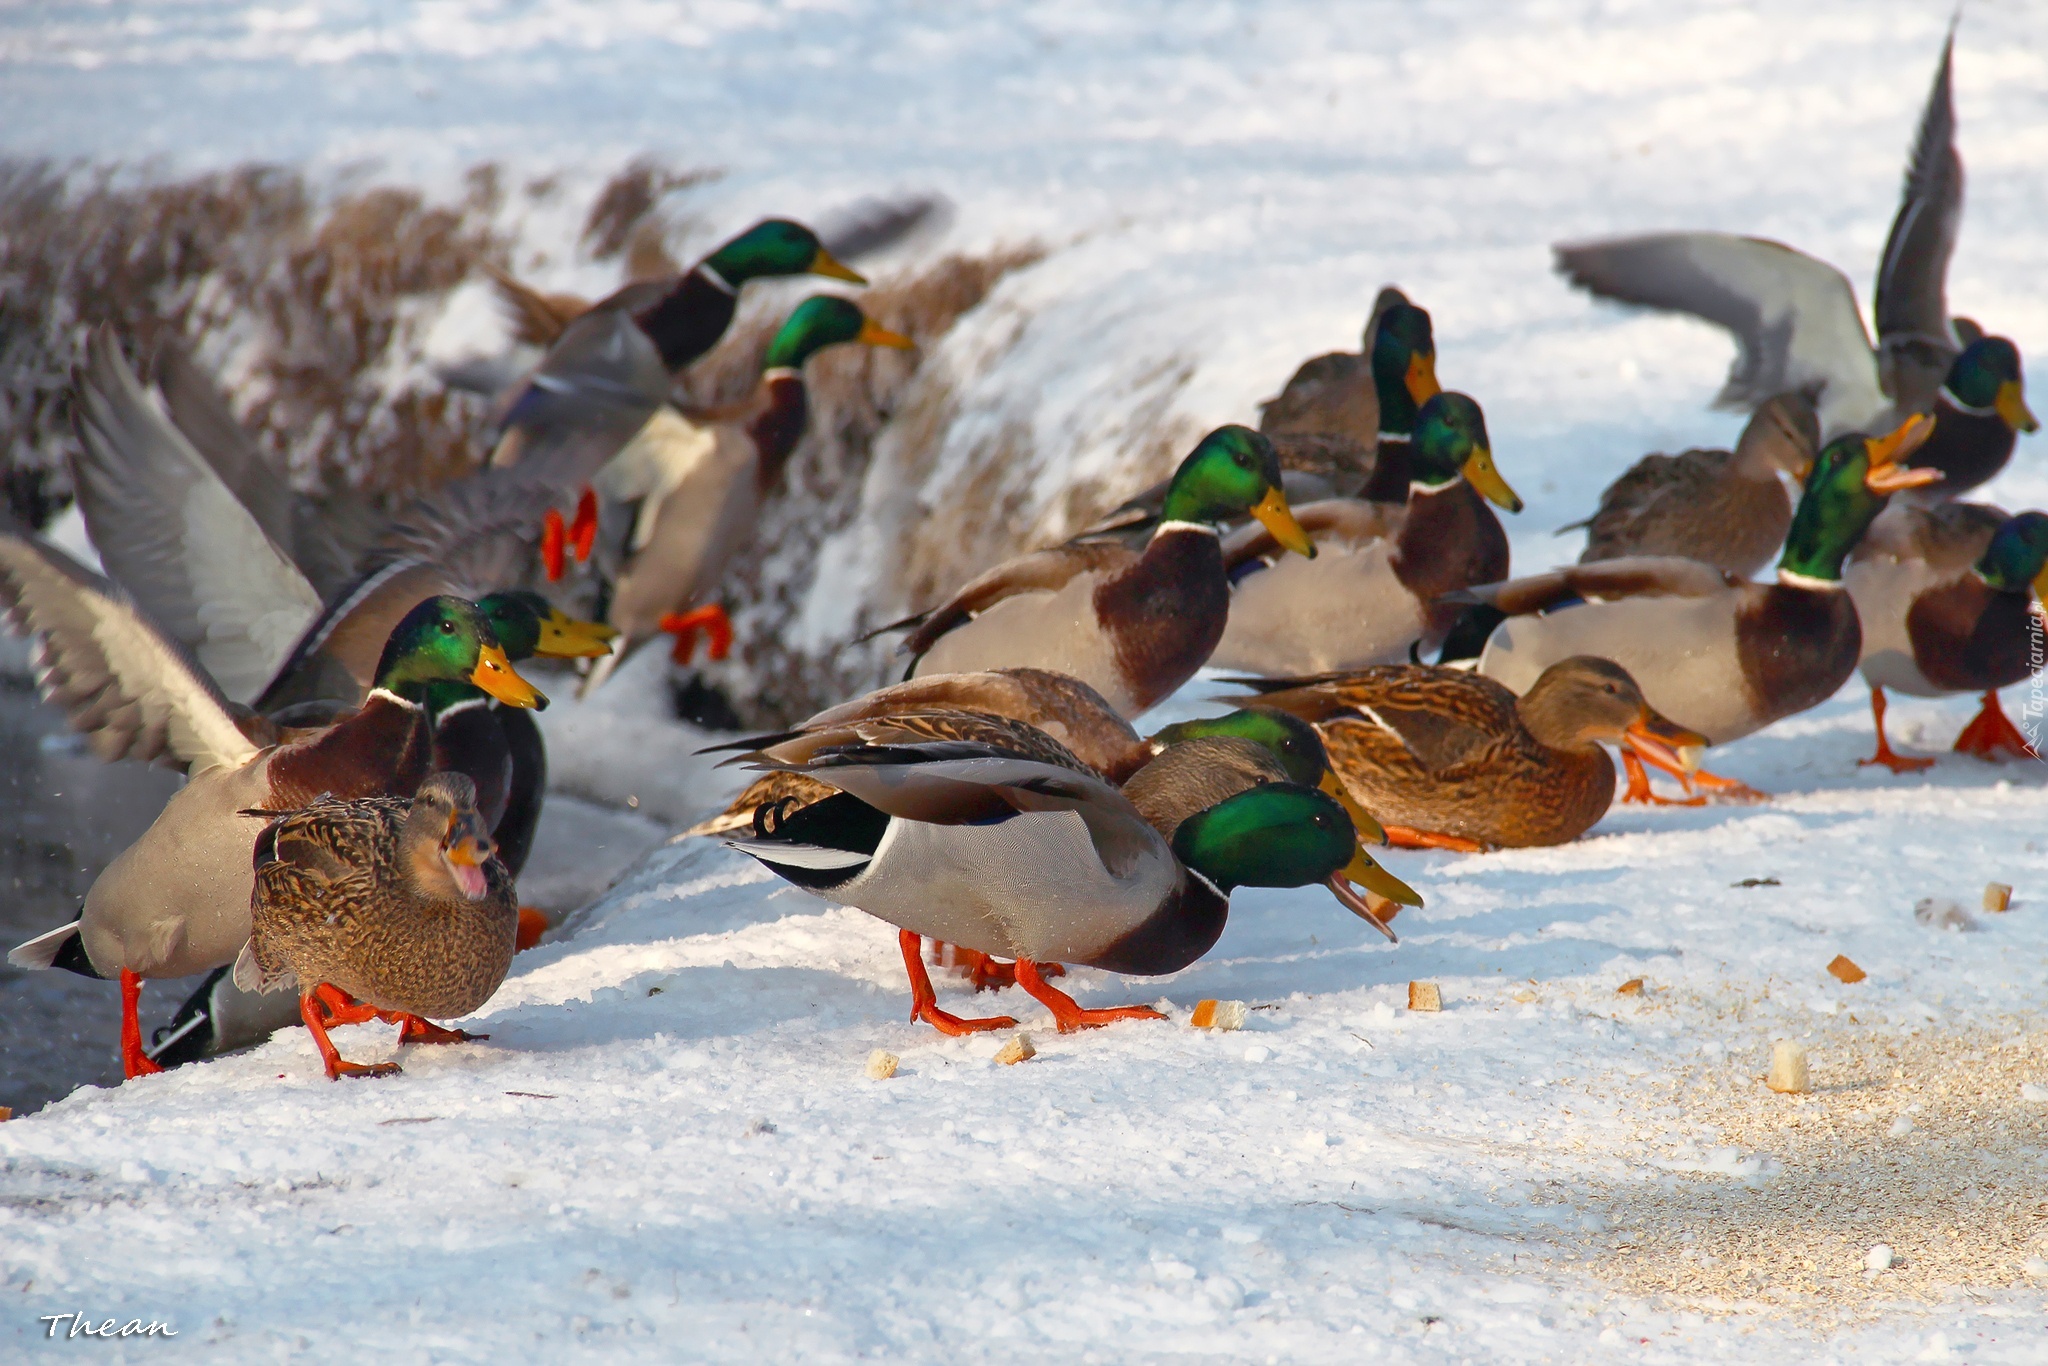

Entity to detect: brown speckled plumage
[1237,659,1676,848]
[249,773,517,1020]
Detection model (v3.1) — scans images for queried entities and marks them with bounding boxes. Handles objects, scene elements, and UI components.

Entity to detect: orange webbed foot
[393,1015,487,1046]
[1618,749,1706,806]
[1014,960,1164,1033]
[516,907,549,952]
[898,931,1017,1035]
[569,486,598,563]
[658,604,735,666]
[540,507,568,582]
[300,988,400,1082]
[1382,825,1488,853]
[1953,690,2039,762]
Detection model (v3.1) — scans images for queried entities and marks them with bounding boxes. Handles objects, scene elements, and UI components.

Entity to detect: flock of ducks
[4,33,2038,1083]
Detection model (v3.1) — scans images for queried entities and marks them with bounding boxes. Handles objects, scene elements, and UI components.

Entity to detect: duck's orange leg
[540,507,568,582]
[391,1015,486,1045]
[899,931,1015,1036]
[300,989,399,1081]
[1619,748,1706,806]
[1859,685,1936,773]
[1953,689,2040,761]
[928,941,1062,992]
[312,982,380,1027]
[659,605,735,666]
[119,970,164,1079]
[1013,959,1164,1033]
[1382,826,1488,853]
[569,486,598,564]
[516,907,549,952]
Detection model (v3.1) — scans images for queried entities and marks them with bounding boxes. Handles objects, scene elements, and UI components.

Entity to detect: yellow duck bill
[1250,486,1316,559]
[470,644,549,710]
[535,610,620,659]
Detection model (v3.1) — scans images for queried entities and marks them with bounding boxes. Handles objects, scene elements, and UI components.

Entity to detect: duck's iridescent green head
[1975,511,2048,599]
[1172,783,1356,891]
[1778,417,1939,582]
[476,590,617,661]
[1160,426,1314,557]
[761,296,915,371]
[375,595,548,711]
[1370,302,1440,433]
[1150,706,1389,846]
[1945,337,2038,434]
[1409,392,1522,511]
[704,220,865,287]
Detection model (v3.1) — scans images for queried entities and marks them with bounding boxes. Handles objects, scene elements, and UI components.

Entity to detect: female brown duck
[1232,657,1702,850]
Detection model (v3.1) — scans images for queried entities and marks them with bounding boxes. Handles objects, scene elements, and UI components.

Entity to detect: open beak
[1319,771,1388,847]
[1250,485,1316,559]
[1863,412,1940,494]
[442,827,497,901]
[1406,351,1441,406]
[1461,446,1524,514]
[1622,705,1707,774]
[856,317,916,350]
[1997,380,2039,434]
[471,643,549,710]
[1325,865,1413,944]
[809,248,866,285]
[534,609,619,659]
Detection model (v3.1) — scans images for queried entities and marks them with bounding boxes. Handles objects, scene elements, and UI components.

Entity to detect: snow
[6,0,2048,1359]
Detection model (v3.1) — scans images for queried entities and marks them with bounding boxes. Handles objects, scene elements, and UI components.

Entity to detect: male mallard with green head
[1461,415,1939,797]
[1230,657,1705,850]
[727,731,1415,1036]
[237,772,519,1081]
[585,296,914,685]
[1210,392,1523,674]
[888,426,1315,719]
[1847,505,2048,769]
[1899,336,2038,497]
[1,563,545,1079]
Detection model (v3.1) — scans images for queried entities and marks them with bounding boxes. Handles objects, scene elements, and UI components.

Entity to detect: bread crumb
[1826,954,1866,984]
[1768,1040,1810,1094]
[1190,999,1248,1031]
[864,1050,899,1080]
[1408,981,1442,1012]
[1616,978,1644,996]
[994,1033,1036,1066]
[1984,882,2013,913]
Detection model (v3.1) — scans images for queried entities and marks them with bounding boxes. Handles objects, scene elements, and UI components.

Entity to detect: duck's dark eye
[1234,450,1251,468]
[441,620,456,634]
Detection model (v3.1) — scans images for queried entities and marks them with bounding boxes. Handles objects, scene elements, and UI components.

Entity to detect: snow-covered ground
[5,1,2048,1360]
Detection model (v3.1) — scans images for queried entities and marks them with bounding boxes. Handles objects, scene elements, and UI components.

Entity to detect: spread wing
[487,308,671,497]
[153,338,360,600]
[899,542,1134,657]
[361,468,561,600]
[0,515,259,773]
[69,330,323,705]
[1554,231,1887,436]
[1873,30,1964,411]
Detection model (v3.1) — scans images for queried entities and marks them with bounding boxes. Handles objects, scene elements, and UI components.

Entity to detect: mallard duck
[69,334,612,872]
[1898,335,2037,496]
[1071,298,1438,545]
[234,772,519,1081]
[1209,392,1524,674]
[1553,34,2004,441]
[726,732,1412,1036]
[1256,286,1414,450]
[583,296,913,685]
[884,427,1313,718]
[0,549,544,1080]
[1846,504,2048,769]
[1227,657,1705,850]
[1460,416,1939,797]
[1560,391,1819,576]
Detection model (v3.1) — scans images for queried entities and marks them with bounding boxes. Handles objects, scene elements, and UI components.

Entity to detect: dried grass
[0,158,512,524]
